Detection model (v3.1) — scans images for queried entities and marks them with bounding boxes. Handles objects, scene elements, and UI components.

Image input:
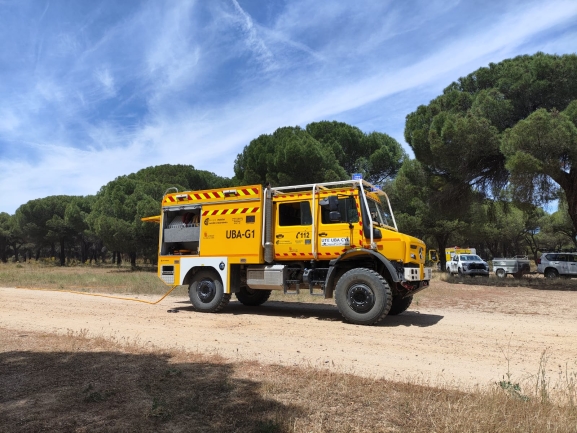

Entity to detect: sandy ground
[1,281,576,389]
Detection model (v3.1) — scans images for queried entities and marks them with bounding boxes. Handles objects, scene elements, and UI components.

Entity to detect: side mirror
[328,195,339,211]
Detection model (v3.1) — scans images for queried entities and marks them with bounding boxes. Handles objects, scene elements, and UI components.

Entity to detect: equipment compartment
[161,210,201,255]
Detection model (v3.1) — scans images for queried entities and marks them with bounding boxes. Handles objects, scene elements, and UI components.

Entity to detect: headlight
[462,264,468,270]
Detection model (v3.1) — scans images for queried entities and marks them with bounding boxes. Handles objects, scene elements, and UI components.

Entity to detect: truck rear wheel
[496,268,506,278]
[388,295,413,315]
[235,287,272,306]
[335,268,392,325]
[189,270,231,312]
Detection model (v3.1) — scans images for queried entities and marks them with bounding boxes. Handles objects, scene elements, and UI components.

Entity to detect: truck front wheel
[335,268,392,325]
[496,268,506,278]
[388,295,413,315]
[189,270,231,312]
[235,286,272,306]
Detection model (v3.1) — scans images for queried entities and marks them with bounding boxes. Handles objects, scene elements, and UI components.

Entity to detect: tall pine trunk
[59,239,66,266]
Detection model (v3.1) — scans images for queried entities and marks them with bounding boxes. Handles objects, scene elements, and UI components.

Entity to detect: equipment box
[164,226,200,243]
[163,214,200,243]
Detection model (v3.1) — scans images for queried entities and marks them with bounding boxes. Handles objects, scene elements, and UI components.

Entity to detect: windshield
[367,198,389,226]
[461,255,482,261]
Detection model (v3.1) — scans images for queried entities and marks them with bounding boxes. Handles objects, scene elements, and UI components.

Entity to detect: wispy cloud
[95,67,116,97]
[230,0,277,71]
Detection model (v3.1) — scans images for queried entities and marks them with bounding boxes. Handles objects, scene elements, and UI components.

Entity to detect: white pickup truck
[447,254,489,277]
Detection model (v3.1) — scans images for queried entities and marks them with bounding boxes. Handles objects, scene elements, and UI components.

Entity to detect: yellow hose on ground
[14,285,181,305]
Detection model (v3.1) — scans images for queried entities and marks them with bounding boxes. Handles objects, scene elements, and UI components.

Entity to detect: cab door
[315,195,359,260]
[273,200,313,258]
[554,254,569,275]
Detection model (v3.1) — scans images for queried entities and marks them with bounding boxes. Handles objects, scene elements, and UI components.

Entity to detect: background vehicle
[492,256,531,278]
[429,247,476,270]
[144,179,432,325]
[537,252,577,278]
[447,254,489,277]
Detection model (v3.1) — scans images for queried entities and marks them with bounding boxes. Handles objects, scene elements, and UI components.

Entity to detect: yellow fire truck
[144,179,432,325]
[429,247,477,269]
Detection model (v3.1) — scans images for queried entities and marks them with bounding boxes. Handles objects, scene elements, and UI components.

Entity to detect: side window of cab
[320,197,358,224]
[278,202,312,226]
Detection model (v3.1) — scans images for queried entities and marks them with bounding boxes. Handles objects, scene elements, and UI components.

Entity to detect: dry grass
[1,328,576,433]
[436,269,577,291]
[0,261,171,295]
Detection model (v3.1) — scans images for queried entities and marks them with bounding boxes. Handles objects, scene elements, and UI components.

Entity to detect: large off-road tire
[189,270,231,312]
[335,268,392,325]
[496,268,506,279]
[544,268,559,279]
[388,295,413,316]
[235,286,272,306]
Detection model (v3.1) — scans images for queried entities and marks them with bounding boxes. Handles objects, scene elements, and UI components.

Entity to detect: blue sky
[1,0,576,215]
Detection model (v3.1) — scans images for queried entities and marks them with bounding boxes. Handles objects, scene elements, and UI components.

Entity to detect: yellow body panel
[157,185,264,265]
[199,202,262,263]
[157,257,181,285]
[162,185,261,207]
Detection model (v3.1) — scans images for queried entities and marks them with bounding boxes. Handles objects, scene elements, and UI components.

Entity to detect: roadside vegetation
[441,271,577,291]
[3,261,577,296]
[0,261,169,295]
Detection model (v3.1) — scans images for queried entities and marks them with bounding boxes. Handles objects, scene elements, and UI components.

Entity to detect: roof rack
[272,179,398,236]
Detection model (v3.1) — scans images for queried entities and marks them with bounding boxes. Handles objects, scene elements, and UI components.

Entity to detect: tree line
[1,52,576,269]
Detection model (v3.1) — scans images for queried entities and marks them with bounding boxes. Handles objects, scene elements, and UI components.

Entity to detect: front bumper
[462,268,489,276]
[404,267,432,281]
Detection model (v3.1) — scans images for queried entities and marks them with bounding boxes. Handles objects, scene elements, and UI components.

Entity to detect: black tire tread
[544,268,559,279]
[189,270,231,313]
[335,268,392,326]
[212,293,231,312]
[388,295,413,315]
[235,287,272,306]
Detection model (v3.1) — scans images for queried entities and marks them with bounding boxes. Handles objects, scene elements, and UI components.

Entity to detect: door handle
[276,234,284,239]
[319,232,328,237]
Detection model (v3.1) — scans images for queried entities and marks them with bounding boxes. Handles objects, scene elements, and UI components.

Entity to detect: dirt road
[1,281,576,389]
